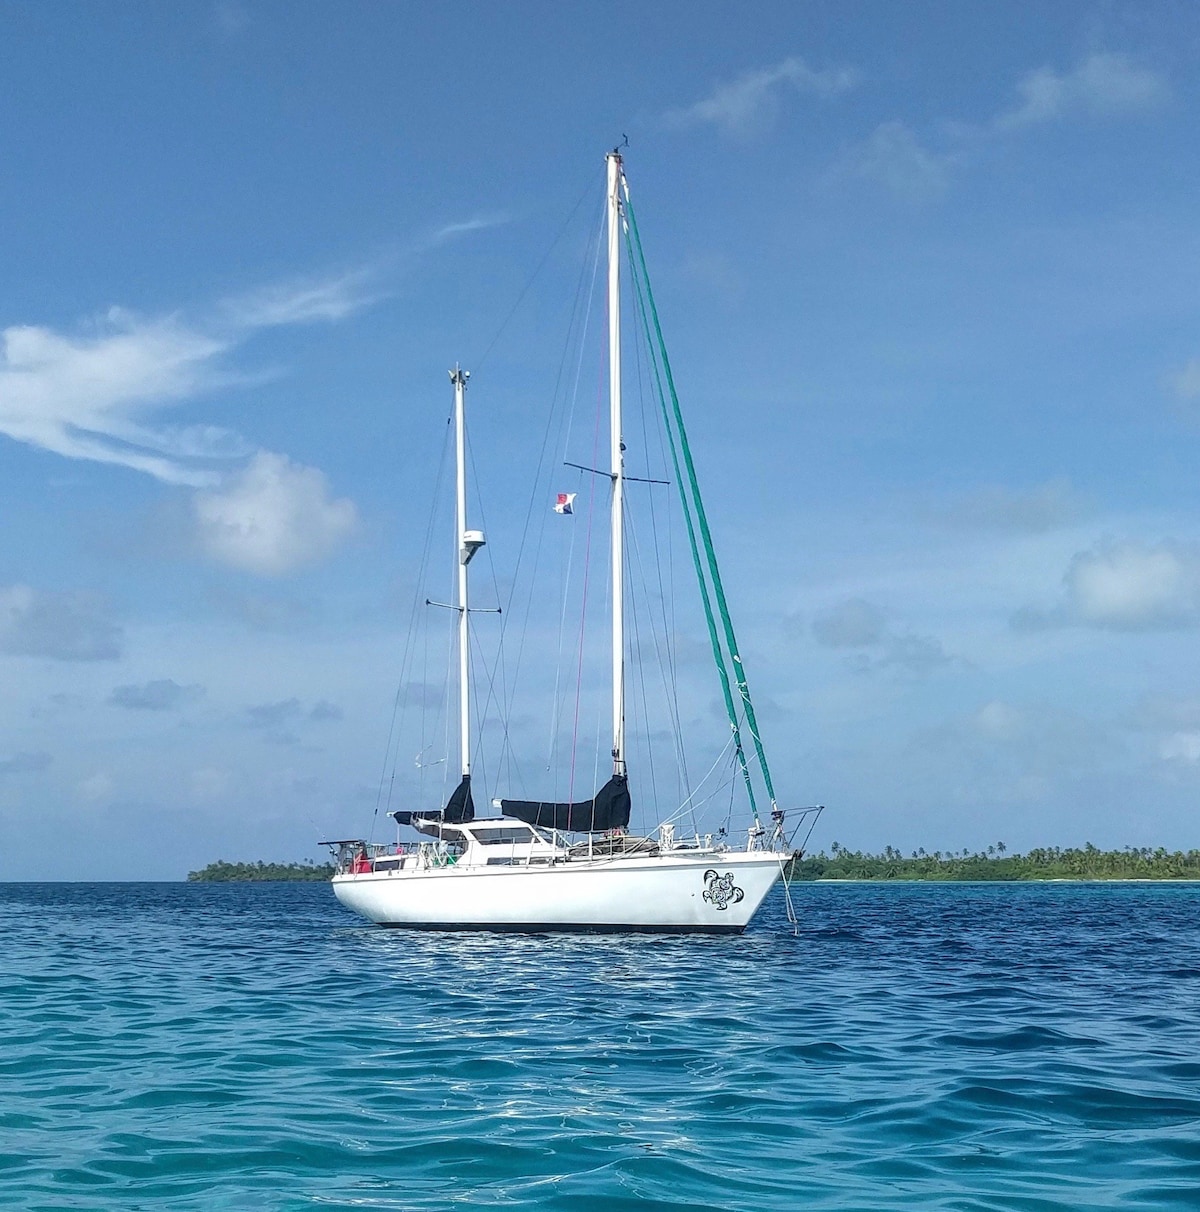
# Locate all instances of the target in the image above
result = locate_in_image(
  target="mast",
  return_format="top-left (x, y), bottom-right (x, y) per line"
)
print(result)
top-left (450, 365), bottom-right (484, 783)
top-left (607, 149), bottom-right (625, 779)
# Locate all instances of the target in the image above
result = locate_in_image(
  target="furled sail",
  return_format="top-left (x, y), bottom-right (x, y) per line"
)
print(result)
top-left (442, 774), bottom-right (475, 823)
top-left (501, 774), bottom-right (630, 833)
top-left (391, 774), bottom-right (475, 828)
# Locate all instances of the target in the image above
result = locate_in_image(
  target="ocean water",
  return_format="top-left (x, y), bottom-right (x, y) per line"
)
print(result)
top-left (3, 882), bottom-right (1199, 1211)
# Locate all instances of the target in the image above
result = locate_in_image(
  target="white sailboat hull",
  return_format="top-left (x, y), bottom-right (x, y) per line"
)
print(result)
top-left (332, 850), bottom-right (785, 933)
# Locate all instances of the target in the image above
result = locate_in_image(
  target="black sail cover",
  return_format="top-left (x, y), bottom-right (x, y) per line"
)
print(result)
top-left (391, 774), bottom-right (475, 828)
top-left (500, 774), bottom-right (631, 833)
top-left (442, 775), bottom-right (475, 823)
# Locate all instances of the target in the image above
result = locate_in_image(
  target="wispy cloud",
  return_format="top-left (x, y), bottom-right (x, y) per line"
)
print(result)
top-left (664, 56), bottom-right (858, 137)
top-left (837, 121), bottom-right (951, 202)
top-left (995, 52), bottom-right (1168, 132)
top-left (221, 268), bottom-right (379, 329)
top-left (0, 314), bottom-right (229, 486)
top-left (2, 217), bottom-right (516, 579)
top-left (838, 53), bottom-right (1167, 202)
top-left (0, 263), bottom-right (380, 575)
top-left (429, 215), bottom-right (510, 245)
top-left (0, 262), bottom-right (377, 488)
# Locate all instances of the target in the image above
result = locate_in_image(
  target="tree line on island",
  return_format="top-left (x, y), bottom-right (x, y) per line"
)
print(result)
top-left (188, 844), bottom-right (1200, 881)
top-left (188, 860), bottom-right (334, 881)
top-left (790, 842), bottom-right (1200, 881)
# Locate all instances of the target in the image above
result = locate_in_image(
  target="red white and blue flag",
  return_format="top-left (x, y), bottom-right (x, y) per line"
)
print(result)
top-left (553, 492), bottom-right (576, 515)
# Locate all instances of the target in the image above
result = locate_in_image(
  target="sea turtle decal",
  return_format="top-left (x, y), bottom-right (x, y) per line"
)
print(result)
top-left (702, 869), bottom-right (744, 911)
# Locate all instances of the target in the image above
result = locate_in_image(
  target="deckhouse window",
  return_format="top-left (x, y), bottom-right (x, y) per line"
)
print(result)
top-left (473, 828), bottom-right (535, 845)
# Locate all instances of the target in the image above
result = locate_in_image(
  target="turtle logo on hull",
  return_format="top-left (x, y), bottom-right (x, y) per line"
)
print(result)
top-left (702, 869), bottom-right (745, 911)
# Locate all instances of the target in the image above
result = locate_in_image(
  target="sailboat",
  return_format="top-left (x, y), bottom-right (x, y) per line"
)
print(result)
top-left (328, 151), bottom-right (821, 932)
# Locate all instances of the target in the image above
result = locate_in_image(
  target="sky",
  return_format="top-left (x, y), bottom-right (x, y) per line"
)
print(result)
top-left (3, 1), bottom-right (1200, 878)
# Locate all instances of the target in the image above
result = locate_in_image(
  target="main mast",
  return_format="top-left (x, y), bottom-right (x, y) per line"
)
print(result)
top-left (607, 149), bottom-right (625, 780)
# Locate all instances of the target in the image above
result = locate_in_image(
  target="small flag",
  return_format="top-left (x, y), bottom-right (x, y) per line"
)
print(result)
top-left (553, 492), bottom-right (576, 515)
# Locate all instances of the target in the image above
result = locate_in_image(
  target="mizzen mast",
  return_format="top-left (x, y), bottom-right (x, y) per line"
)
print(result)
top-left (451, 365), bottom-right (485, 785)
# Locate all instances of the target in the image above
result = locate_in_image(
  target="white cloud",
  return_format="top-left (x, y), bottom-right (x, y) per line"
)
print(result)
top-left (1067, 541), bottom-right (1198, 629)
top-left (1016, 539), bottom-right (1200, 631)
top-left (0, 584), bottom-right (122, 661)
top-left (995, 53), bottom-right (1167, 131)
top-left (194, 452), bottom-right (357, 576)
top-left (0, 270), bottom-right (379, 578)
top-left (0, 314), bottom-right (229, 486)
top-left (834, 53), bottom-right (1167, 204)
top-left (429, 216), bottom-right (510, 245)
top-left (664, 56), bottom-right (858, 137)
top-left (0, 265), bottom-right (379, 489)
top-left (840, 121), bottom-right (951, 201)
top-left (221, 269), bottom-right (378, 329)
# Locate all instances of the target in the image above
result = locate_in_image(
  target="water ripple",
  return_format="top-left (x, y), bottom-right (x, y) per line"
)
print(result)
top-left (2, 881), bottom-right (1200, 1209)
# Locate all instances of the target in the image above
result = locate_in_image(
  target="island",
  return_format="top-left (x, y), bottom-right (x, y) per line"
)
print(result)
top-left (791, 843), bottom-right (1200, 881)
top-left (187, 860), bottom-right (334, 882)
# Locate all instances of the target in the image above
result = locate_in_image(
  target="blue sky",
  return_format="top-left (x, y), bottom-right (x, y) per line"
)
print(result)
top-left (4, 2), bottom-right (1200, 878)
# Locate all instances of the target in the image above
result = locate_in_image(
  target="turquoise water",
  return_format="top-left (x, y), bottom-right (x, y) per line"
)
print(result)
top-left (3, 882), bottom-right (1199, 1210)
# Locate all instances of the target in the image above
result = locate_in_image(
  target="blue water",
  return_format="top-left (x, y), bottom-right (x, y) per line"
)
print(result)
top-left (3, 882), bottom-right (1200, 1210)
